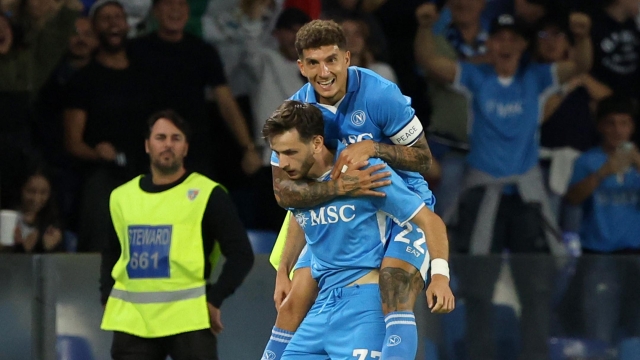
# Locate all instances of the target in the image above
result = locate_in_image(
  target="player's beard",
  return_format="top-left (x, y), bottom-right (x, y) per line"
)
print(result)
top-left (298, 156), bottom-right (315, 179)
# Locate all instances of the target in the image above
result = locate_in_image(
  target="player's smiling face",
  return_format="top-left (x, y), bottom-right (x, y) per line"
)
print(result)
top-left (270, 129), bottom-right (321, 180)
top-left (298, 45), bottom-right (350, 106)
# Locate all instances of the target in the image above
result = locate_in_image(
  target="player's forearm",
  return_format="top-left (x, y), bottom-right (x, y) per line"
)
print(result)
top-left (272, 164), bottom-right (341, 207)
top-left (373, 136), bottom-right (432, 173)
top-left (413, 208), bottom-right (449, 261)
top-left (274, 177), bottom-right (340, 208)
top-left (278, 217), bottom-right (307, 275)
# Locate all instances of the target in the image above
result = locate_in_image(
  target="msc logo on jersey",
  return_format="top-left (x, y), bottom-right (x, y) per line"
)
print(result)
top-left (294, 211), bottom-right (309, 228)
top-left (388, 335), bottom-right (402, 347)
top-left (351, 110), bottom-right (366, 126)
top-left (187, 189), bottom-right (199, 201)
top-left (309, 205), bottom-right (356, 226)
top-left (262, 350), bottom-right (276, 360)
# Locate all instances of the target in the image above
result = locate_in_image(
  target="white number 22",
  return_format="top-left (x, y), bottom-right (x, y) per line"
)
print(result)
top-left (393, 223), bottom-right (426, 254)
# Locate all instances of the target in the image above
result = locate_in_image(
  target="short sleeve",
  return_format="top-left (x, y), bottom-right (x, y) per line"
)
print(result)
top-left (204, 43), bottom-right (227, 88)
top-left (367, 83), bottom-right (421, 146)
top-left (452, 61), bottom-right (484, 94)
top-left (569, 154), bottom-right (592, 186)
top-left (370, 159), bottom-right (426, 225)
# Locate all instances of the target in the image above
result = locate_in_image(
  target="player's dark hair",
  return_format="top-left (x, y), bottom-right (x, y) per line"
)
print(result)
top-left (146, 109), bottom-right (192, 142)
top-left (596, 96), bottom-right (637, 123)
top-left (262, 100), bottom-right (324, 142)
top-left (295, 19), bottom-right (347, 58)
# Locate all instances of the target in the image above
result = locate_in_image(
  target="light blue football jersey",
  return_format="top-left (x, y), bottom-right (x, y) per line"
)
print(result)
top-left (288, 142), bottom-right (426, 296)
top-left (453, 61), bottom-right (559, 177)
top-left (570, 147), bottom-right (640, 252)
top-left (271, 66), bottom-right (434, 208)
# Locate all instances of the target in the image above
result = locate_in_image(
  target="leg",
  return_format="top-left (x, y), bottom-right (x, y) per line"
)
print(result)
top-left (276, 267), bottom-right (318, 331)
top-left (378, 220), bottom-right (430, 360)
top-left (110, 331), bottom-right (166, 360)
top-left (507, 196), bottom-right (552, 360)
top-left (263, 266), bottom-right (318, 360)
top-left (281, 298), bottom-right (330, 360)
top-left (168, 329), bottom-right (218, 360)
top-left (326, 284), bottom-right (385, 360)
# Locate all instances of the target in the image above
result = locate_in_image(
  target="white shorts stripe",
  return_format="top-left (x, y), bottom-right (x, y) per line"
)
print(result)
top-left (386, 320), bottom-right (417, 328)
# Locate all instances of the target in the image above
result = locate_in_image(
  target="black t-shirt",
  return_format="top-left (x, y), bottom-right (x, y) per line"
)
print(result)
top-left (590, 13), bottom-right (640, 98)
top-left (65, 59), bottom-right (154, 170)
top-left (128, 33), bottom-right (227, 156)
top-left (540, 87), bottom-right (597, 152)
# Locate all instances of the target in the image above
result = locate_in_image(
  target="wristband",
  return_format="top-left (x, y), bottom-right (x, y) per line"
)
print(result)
top-left (431, 258), bottom-right (450, 279)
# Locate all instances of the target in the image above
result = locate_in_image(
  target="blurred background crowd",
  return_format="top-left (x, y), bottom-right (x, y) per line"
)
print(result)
top-left (0, 0), bottom-right (639, 357)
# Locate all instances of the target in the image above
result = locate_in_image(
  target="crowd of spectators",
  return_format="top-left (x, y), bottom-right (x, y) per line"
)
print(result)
top-left (0, 0), bottom-right (639, 355)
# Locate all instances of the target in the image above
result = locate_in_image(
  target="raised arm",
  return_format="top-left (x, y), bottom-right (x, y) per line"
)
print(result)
top-left (272, 160), bottom-right (391, 208)
top-left (414, 3), bottom-right (458, 85)
top-left (556, 13), bottom-right (592, 84)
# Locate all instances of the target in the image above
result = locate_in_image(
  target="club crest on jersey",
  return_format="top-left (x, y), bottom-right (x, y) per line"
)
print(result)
top-left (351, 110), bottom-right (366, 126)
top-left (187, 189), bottom-right (199, 201)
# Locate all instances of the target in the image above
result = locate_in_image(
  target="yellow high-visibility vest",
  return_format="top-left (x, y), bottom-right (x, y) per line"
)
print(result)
top-left (269, 211), bottom-right (291, 271)
top-left (101, 173), bottom-right (219, 338)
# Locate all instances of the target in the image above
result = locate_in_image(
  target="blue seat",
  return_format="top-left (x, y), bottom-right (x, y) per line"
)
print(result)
top-left (57, 335), bottom-right (94, 360)
top-left (247, 229), bottom-right (278, 254)
top-left (548, 337), bottom-right (610, 360)
top-left (619, 337), bottom-right (640, 360)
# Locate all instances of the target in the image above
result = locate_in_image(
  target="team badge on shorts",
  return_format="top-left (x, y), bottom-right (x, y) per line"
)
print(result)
top-left (351, 110), bottom-right (366, 126)
top-left (262, 350), bottom-right (276, 360)
top-left (187, 189), bottom-right (199, 201)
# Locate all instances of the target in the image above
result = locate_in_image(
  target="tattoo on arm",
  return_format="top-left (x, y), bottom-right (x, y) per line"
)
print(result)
top-left (272, 166), bottom-right (338, 208)
top-left (379, 267), bottom-right (424, 312)
top-left (374, 135), bottom-right (432, 173)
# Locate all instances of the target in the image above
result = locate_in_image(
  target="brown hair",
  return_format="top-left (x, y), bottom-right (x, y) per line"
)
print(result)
top-left (295, 19), bottom-right (347, 58)
top-left (262, 100), bottom-right (324, 142)
top-left (146, 109), bottom-right (192, 142)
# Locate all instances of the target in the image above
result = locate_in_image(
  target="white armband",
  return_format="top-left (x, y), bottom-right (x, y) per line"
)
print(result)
top-left (431, 258), bottom-right (450, 279)
top-left (390, 116), bottom-right (423, 146)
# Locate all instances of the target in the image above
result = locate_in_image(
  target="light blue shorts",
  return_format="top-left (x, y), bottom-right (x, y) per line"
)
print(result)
top-left (281, 284), bottom-right (385, 360)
